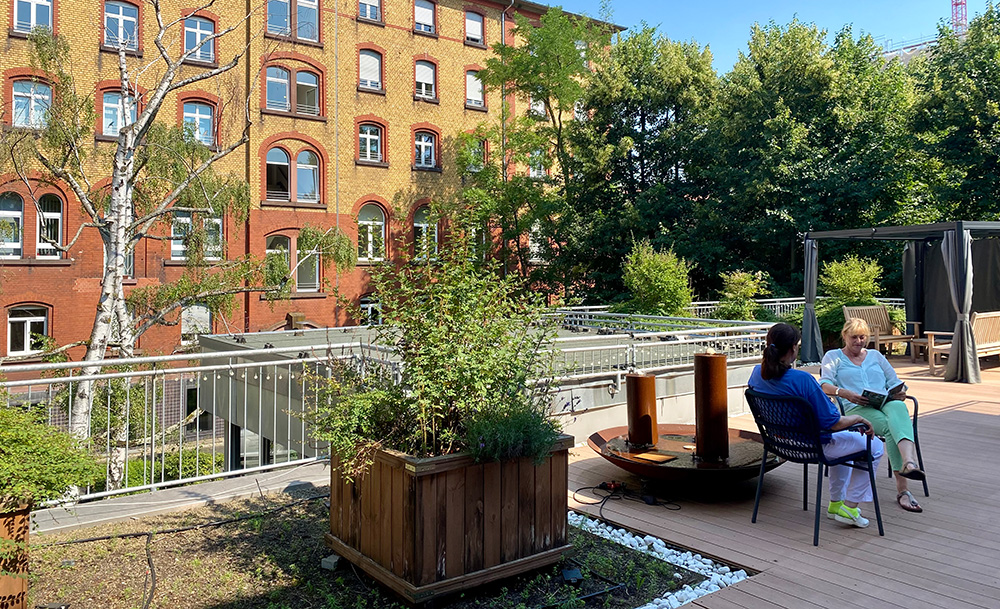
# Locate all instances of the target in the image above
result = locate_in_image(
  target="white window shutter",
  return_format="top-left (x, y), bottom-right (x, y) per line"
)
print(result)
top-left (467, 72), bottom-right (482, 104)
top-left (466, 12), bottom-right (483, 41)
top-left (416, 62), bottom-right (433, 85)
top-left (359, 51), bottom-right (380, 86)
top-left (415, 1), bottom-right (433, 27)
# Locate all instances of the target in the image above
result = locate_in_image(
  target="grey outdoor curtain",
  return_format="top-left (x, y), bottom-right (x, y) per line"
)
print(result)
top-left (801, 239), bottom-right (823, 364)
top-left (942, 228), bottom-right (980, 383)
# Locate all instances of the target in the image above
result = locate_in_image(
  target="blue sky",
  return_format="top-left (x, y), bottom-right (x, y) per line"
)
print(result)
top-left (554, 1), bottom-right (991, 72)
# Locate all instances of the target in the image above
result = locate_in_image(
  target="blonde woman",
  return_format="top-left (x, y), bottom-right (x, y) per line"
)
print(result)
top-left (820, 318), bottom-right (926, 513)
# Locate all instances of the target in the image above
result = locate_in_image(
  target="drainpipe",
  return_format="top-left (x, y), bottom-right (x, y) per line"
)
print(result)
top-left (243, 0), bottom-right (252, 333)
top-left (500, 0), bottom-right (514, 277)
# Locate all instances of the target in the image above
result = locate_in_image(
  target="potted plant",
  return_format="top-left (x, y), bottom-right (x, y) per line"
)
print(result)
top-left (0, 406), bottom-right (102, 609)
top-left (303, 222), bottom-right (570, 604)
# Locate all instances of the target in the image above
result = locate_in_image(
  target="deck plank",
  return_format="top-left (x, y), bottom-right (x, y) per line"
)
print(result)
top-left (568, 357), bottom-right (1000, 609)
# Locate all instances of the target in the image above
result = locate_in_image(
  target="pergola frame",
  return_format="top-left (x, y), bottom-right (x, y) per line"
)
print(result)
top-left (801, 221), bottom-right (1000, 383)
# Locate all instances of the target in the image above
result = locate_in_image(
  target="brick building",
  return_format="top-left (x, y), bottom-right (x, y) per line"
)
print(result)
top-left (0, 0), bottom-right (566, 359)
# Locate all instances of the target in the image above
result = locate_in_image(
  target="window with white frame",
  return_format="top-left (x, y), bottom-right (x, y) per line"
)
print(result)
top-left (357, 204), bottom-right (385, 261)
top-left (529, 96), bottom-right (545, 118)
top-left (265, 148), bottom-right (290, 200)
top-left (13, 0), bottom-right (51, 33)
top-left (7, 306), bottom-right (47, 355)
top-left (466, 71), bottom-right (483, 107)
top-left (0, 194), bottom-right (23, 258)
top-left (296, 150), bottom-right (319, 203)
top-left (266, 67), bottom-right (291, 111)
top-left (413, 206), bottom-right (437, 259)
top-left (528, 150), bottom-right (546, 178)
top-left (528, 221), bottom-right (545, 263)
top-left (184, 16), bottom-right (215, 62)
top-left (267, 0), bottom-right (318, 41)
top-left (465, 11), bottom-right (483, 44)
top-left (359, 295), bottom-right (381, 325)
top-left (12, 81), bottom-right (51, 129)
top-left (180, 304), bottom-right (211, 345)
top-left (296, 72), bottom-right (319, 115)
top-left (266, 234), bottom-right (319, 292)
top-left (414, 132), bottom-right (435, 168)
top-left (466, 139), bottom-right (486, 173)
top-left (414, 0), bottom-right (434, 33)
top-left (267, 0), bottom-right (290, 35)
top-left (359, 0), bottom-right (380, 21)
top-left (104, 1), bottom-right (139, 50)
top-left (359, 50), bottom-right (382, 90)
top-left (415, 61), bottom-right (435, 99)
top-left (102, 91), bottom-right (137, 136)
top-left (171, 212), bottom-right (192, 259)
top-left (172, 212), bottom-right (222, 259)
top-left (183, 102), bottom-right (214, 146)
top-left (358, 124), bottom-right (382, 162)
top-left (36, 194), bottom-right (61, 258)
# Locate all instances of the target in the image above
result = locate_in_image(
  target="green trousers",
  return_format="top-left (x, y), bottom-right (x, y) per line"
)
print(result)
top-left (847, 400), bottom-right (914, 471)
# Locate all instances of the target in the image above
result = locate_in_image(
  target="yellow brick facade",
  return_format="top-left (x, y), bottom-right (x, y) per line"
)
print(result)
top-left (0, 0), bottom-right (547, 357)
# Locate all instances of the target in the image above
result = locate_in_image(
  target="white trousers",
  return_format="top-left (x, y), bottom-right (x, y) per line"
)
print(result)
top-left (824, 431), bottom-right (884, 504)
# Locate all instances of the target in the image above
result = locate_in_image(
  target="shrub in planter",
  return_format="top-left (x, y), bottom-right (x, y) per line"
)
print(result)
top-left (715, 270), bottom-right (771, 321)
top-left (0, 406), bottom-right (102, 609)
top-left (302, 226), bottom-right (567, 602)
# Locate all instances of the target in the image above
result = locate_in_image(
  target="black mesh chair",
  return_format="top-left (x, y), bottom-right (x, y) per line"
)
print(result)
top-left (745, 388), bottom-right (884, 546)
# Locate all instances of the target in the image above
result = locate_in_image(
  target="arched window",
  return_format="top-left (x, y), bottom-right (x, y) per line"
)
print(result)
top-left (414, 0), bottom-right (434, 34)
top-left (296, 71), bottom-right (319, 115)
top-left (466, 71), bottom-right (483, 108)
top-left (296, 150), bottom-right (319, 202)
top-left (13, 0), bottom-right (52, 33)
top-left (0, 193), bottom-right (23, 258)
top-left (7, 305), bottom-right (47, 355)
top-left (357, 204), bottom-right (385, 261)
top-left (104, 1), bottom-right (139, 50)
top-left (465, 11), bottom-right (484, 45)
top-left (36, 194), bottom-right (62, 258)
top-left (415, 61), bottom-right (435, 99)
top-left (266, 67), bottom-right (290, 111)
top-left (358, 124), bottom-right (382, 162)
top-left (359, 50), bottom-right (382, 90)
top-left (183, 101), bottom-right (214, 145)
top-left (265, 148), bottom-right (290, 200)
top-left (359, 295), bottom-right (381, 325)
top-left (102, 91), bottom-right (137, 136)
top-left (413, 206), bottom-right (437, 259)
top-left (184, 16), bottom-right (215, 62)
top-left (359, 0), bottom-right (380, 21)
top-left (265, 233), bottom-right (319, 292)
top-left (414, 132), bottom-right (435, 168)
top-left (12, 80), bottom-right (51, 128)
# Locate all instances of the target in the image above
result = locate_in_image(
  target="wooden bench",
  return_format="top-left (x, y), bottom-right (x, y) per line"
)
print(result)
top-left (843, 305), bottom-right (920, 360)
top-left (926, 310), bottom-right (1000, 375)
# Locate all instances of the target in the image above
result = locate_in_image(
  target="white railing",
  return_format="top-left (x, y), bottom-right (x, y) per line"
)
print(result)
top-left (684, 297), bottom-right (905, 319)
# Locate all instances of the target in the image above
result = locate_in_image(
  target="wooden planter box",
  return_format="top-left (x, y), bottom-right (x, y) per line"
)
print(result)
top-left (0, 506), bottom-right (29, 609)
top-left (325, 434), bottom-right (574, 604)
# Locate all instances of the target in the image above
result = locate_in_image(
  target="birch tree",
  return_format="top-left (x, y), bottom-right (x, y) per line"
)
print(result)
top-left (1, 2), bottom-right (353, 481)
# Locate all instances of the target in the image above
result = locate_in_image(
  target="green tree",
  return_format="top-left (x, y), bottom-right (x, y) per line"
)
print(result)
top-left (913, 5), bottom-right (1000, 220)
top-left (618, 241), bottom-right (692, 316)
top-left (715, 270), bottom-right (771, 321)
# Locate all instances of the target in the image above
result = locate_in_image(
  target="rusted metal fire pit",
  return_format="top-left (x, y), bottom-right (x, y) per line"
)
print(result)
top-left (588, 354), bottom-right (781, 487)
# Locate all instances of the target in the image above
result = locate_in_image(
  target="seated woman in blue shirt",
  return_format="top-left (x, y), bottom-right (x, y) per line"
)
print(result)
top-left (748, 323), bottom-right (884, 528)
top-left (819, 318), bottom-right (926, 513)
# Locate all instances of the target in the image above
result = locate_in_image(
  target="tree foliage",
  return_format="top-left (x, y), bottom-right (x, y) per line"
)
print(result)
top-left (618, 241), bottom-right (692, 316)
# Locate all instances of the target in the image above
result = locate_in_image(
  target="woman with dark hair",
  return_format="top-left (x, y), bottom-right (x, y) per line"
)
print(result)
top-left (748, 323), bottom-right (884, 528)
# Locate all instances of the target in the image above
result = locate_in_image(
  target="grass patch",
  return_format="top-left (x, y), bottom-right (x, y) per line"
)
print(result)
top-left (29, 490), bottom-right (704, 609)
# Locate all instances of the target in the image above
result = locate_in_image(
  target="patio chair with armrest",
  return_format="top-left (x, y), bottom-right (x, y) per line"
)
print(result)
top-left (745, 389), bottom-right (885, 546)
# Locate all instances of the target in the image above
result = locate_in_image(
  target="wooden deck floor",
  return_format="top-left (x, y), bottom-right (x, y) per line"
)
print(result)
top-left (567, 357), bottom-right (1000, 609)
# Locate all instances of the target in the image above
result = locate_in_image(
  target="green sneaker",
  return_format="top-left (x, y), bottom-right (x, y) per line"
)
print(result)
top-left (832, 504), bottom-right (869, 528)
top-left (826, 500), bottom-right (844, 520)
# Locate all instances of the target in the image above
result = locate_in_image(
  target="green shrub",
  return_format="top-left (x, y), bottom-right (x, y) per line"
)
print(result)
top-left (619, 241), bottom-right (692, 316)
top-left (715, 270), bottom-right (770, 321)
top-left (91, 447), bottom-right (225, 492)
top-left (819, 255), bottom-right (882, 302)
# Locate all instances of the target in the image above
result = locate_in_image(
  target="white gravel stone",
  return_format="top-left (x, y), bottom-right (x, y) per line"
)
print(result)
top-left (569, 512), bottom-right (749, 608)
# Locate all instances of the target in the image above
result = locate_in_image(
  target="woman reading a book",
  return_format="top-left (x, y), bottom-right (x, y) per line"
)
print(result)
top-left (819, 318), bottom-right (927, 513)
top-left (749, 323), bottom-right (883, 529)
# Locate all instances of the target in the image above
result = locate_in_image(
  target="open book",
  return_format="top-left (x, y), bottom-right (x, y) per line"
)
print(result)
top-left (862, 382), bottom-right (906, 409)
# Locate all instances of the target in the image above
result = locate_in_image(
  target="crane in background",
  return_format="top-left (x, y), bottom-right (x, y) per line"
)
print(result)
top-left (882, 0), bottom-right (968, 59)
top-left (953, 0), bottom-right (968, 35)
